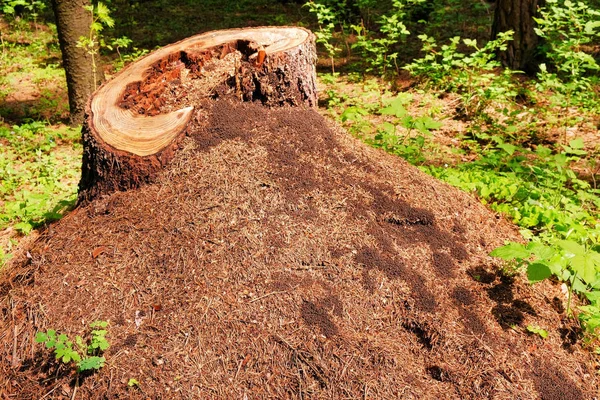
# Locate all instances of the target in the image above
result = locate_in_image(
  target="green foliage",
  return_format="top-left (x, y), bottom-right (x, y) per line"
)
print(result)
top-left (1, 0), bottom-right (46, 24)
top-left (405, 31), bottom-right (518, 119)
top-left (352, 0), bottom-right (425, 74)
top-left (527, 325), bottom-right (549, 338)
top-left (432, 136), bottom-right (600, 332)
top-left (77, 2), bottom-right (117, 88)
top-left (534, 0), bottom-right (600, 111)
top-left (306, 0), bottom-right (428, 74)
top-left (0, 122), bottom-right (80, 234)
top-left (128, 378), bottom-right (140, 387)
top-left (304, 1), bottom-right (341, 71)
top-left (35, 321), bottom-right (110, 373)
top-left (366, 94), bottom-right (442, 164)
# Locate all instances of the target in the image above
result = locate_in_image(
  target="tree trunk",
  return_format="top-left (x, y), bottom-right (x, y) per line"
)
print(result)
top-left (78, 27), bottom-right (317, 204)
top-left (492, 0), bottom-right (545, 73)
top-left (51, 0), bottom-right (96, 125)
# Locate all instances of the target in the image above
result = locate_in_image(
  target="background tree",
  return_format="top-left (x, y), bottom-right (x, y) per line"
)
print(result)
top-left (50, 0), bottom-right (96, 125)
top-left (491, 0), bottom-right (546, 73)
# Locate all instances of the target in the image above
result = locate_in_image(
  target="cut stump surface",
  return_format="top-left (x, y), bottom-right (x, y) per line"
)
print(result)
top-left (79, 26), bottom-right (316, 203)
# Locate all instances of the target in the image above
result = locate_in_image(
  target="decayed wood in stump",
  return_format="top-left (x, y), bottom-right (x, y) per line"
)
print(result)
top-left (78, 27), bottom-right (316, 203)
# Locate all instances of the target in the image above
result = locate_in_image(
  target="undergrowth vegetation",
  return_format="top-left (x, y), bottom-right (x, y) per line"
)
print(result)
top-left (1, 0), bottom-right (600, 345)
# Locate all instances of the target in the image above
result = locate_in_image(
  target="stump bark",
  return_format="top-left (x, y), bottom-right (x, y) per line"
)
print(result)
top-left (78, 26), bottom-right (317, 203)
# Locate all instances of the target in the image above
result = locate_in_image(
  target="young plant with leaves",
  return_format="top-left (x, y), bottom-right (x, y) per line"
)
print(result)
top-left (352, 0), bottom-right (425, 74)
top-left (534, 0), bottom-right (600, 112)
top-left (362, 94), bottom-right (442, 164)
top-left (305, 1), bottom-right (342, 72)
top-left (77, 2), bottom-right (114, 89)
top-left (35, 320), bottom-right (110, 373)
top-left (405, 31), bottom-right (518, 119)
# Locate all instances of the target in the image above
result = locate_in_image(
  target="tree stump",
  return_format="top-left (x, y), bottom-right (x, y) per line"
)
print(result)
top-left (78, 26), bottom-right (317, 203)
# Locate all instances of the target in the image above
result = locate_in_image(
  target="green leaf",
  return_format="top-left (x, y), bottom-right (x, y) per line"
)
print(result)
top-left (497, 143), bottom-right (517, 156)
top-left (527, 262), bottom-right (552, 283)
top-left (558, 240), bottom-right (586, 257)
top-left (35, 332), bottom-right (48, 343)
top-left (490, 242), bottom-right (530, 260)
top-left (78, 356), bottom-right (106, 372)
top-left (569, 138), bottom-right (585, 149)
top-left (380, 96), bottom-right (409, 118)
top-left (463, 38), bottom-right (477, 47)
top-left (340, 106), bottom-right (367, 122)
top-left (90, 320), bottom-right (108, 328)
top-left (585, 20), bottom-right (600, 35)
top-left (526, 325), bottom-right (548, 338)
top-left (128, 378), bottom-right (140, 387)
top-left (13, 222), bottom-right (32, 234)
top-left (526, 242), bottom-right (555, 260)
top-left (571, 254), bottom-right (597, 285)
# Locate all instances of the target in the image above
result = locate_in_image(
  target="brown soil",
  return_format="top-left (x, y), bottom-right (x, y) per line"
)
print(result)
top-left (0, 98), bottom-right (598, 399)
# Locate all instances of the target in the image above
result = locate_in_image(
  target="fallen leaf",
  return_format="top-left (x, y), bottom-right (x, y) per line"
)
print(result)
top-left (92, 246), bottom-right (107, 259)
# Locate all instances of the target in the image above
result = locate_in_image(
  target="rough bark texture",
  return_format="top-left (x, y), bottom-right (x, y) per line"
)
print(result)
top-left (78, 27), bottom-right (317, 204)
top-left (492, 0), bottom-right (545, 73)
top-left (51, 0), bottom-right (96, 125)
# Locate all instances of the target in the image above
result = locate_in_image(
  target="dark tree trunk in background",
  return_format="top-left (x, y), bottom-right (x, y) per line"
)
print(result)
top-left (492, 0), bottom-right (545, 73)
top-left (51, 0), bottom-right (95, 125)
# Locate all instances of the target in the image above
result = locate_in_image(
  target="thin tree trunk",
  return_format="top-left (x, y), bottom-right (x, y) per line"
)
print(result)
top-left (51, 0), bottom-right (96, 125)
top-left (492, 0), bottom-right (545, 73)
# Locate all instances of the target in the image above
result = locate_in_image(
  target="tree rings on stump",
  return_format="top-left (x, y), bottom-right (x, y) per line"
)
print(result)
top-left (78, 26), bottom-right (317, 203)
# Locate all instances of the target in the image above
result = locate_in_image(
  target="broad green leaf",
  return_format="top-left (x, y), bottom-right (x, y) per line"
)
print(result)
top-left (585, 20), bottom-right (600, 35)
top-left (569, 138), bottom-right (585, 149)
top-left (526, 242), bottom-right (555, 260)
top-left (381, 121), bottom-right (396, 135)
top-left (572, 276), bottom-right (589, 293)
top-left (558, 240), bottom-right (586, 257)
top-left (585, 291), bottom-right (600, 304)
top-left (341, 106), bottom-right (367, 122)
top-left (572, 254), bottom-right (597, 285)
top-left (381, 96), bottom-right (409, 118)
top-left (527, 262), bottom-right (552, 283)
top-left (490, 242), bottom-right (530, 260)
top-left (497, 143), bottom-right (517, 156)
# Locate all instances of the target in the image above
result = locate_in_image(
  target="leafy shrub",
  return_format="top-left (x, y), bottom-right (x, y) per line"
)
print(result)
top-left (304, 1), bottom-right (342, 71)
top-left (404, 31), bottom-right (518, 119)
top-left (306, 0), bottom-right (428, 74)
top-left (534, 0), bottom-right (600, 111)
top-left (351, 0), bottom-right (426, 74)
